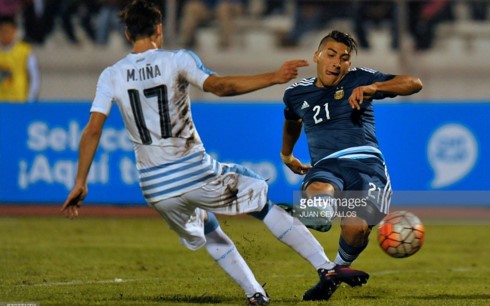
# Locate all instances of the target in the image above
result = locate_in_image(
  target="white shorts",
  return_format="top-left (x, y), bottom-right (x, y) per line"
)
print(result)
top-left (151, 163), bottom-right (268, 250)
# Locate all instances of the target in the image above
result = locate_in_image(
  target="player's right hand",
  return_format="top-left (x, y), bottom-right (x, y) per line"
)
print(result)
top-left (61, 184), bottom-right (87, 219)
top-left (274, 60), bottom-right (309, 84)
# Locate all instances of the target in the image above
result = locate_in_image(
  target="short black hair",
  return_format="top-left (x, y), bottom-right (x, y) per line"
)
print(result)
top-left (317, 30), bottom-right (358, 54)
top-left (0, 15), bottom-right (17, 27)
top-left (118, 0), bottom-right (162, 42)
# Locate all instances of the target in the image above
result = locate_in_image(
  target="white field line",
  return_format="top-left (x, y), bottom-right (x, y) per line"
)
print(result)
top-left (371, 267), bottom-right (474, 275)
top-left (6, 267), bottom-right (476, 288)
top-left (10, 278), bottom-right (160, 288)
top-left (5, 268), bottom-right (474, 287)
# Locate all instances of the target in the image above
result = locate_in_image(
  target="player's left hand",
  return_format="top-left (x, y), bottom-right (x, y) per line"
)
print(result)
top-left (274, 60), bottom-right (309, 84)
top-left (283, 156), bottom-right (312, 175)
top-left (61, 184), bottom-right (87, 219)
top-left (349, 85), bottom-right (376, 110)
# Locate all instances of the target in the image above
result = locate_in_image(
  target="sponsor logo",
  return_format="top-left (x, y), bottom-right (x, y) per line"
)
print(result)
top-left (428, 123), bottom-right (478, 188)
top-left (301, 101), bottom-right (310, 109)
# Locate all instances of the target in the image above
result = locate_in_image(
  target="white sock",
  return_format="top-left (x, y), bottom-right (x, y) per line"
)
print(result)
top-left (205, 226), bottom-right (265, 297)
top-left (263, 205), bottom-right (335, 270)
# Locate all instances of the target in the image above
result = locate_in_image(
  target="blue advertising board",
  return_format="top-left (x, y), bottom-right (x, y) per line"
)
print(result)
top-left (0, 102), bottom-right (489, 206)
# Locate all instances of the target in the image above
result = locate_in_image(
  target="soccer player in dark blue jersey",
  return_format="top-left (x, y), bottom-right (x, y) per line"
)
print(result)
top-left (280, 30), bottom-right (423, 301)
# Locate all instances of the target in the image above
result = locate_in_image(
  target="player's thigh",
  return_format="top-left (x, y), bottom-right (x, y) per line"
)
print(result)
top-left (343, 164), bottom-right (391, 226)
top-left (302, 160), bottom-right (344, 192)
top-left (186, 164), bottom-right (268, 215)
top-left (152, 197), bottom-right (206, 250)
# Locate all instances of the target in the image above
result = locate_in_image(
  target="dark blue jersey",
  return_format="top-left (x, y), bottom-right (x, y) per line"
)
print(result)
top-left (283, 67), bottom-right (395, 165)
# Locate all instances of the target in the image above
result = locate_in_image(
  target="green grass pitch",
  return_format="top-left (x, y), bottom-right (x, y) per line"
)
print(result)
top-left (0, 214), bottom-right (489, 305)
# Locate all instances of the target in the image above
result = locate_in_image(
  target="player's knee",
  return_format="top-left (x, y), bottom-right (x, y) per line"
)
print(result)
top-left (248, 200), bottom-right (271, 220)
top-left (305, 181), bottom-right (335, 197)
top-left (204, 212), bottom-right (219, 234)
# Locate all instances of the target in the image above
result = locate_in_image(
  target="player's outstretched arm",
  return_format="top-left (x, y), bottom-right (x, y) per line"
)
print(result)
top-left (280, 119), bottom-right (311, 175)
top-left (203, 60), bottom-right (309, 96)
top-left (61, 112), bottom-right (107, 218)
top-left (349, 75), bottom-right (423, 110)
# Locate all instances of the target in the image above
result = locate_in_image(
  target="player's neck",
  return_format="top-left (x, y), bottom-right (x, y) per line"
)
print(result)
top-left (132, 39), bottom-right (158, 53)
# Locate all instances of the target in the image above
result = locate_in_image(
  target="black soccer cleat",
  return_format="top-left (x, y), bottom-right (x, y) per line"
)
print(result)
top-left (303, 265), bottom-right (369, 301)
top-left (323, 265), bottom-right (370, 287)
top-left (302, 276), bottom-right (340, 301)
top-left (247, 292), bottom-right (270, 305)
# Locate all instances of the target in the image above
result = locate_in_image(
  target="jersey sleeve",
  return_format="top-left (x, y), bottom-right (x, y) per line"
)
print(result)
top-left (91, 67), bottom-right (114, 115)
top-left (283, 87), bottom-right (301, 120)
top-left (178, 50), bottom-right (215, 90)
top-left (370, 70), bottom-right (396, 99)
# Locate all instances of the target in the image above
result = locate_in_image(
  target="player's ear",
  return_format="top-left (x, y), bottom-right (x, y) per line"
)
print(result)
top-left (156, 23), bottom-right (163, 36)
top-left (313, 51), bottom-right (319, 64)
top-left (154, 23), bottom-right (163, 47)
top-left (124, 28), bottom-right (131, 42)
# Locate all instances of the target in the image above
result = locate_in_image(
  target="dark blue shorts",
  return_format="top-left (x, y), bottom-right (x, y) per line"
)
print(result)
top-left (302, 157), bottom-right (391, 225)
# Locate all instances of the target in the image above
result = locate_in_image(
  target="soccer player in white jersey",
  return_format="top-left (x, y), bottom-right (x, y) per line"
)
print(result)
top-left (280, 30), bottom-right (423, 301)
top-left (61, 1), bottom-right (367, 305)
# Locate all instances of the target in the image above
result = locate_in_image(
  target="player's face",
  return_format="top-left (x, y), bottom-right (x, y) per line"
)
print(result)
top-left (313, 40), bottom-right (352, 87)
top-left (0, 23), bottom-right (16, 46)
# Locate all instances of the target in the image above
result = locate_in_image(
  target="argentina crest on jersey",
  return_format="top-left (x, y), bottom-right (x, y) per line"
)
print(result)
top-left (334, 86), bottom-right (344, 100)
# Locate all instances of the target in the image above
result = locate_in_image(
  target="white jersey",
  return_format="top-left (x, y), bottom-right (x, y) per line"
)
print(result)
top-left (91, 49), bottom-right (220, 203)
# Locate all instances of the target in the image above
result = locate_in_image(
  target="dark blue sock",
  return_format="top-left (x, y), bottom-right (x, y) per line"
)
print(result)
top-left (337, 236), bottom-right (368, 265)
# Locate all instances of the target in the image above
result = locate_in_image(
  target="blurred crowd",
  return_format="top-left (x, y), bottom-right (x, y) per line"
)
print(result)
top-left (0, 0), bottom-right (489, 50)
top-left (278, 0), bottom-right (489, 51)
top-left (0, 0), bottom-right (138, 46)
top-left (1, 0), bottom-right (488, 103)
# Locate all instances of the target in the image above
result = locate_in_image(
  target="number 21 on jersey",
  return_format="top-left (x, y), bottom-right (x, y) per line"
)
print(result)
top-left (313, 102), bottom-right (330, 124)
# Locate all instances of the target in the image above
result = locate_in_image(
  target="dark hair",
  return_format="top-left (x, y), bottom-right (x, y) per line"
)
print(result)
top-left (317, 30), bottom-right (358, 54)
top-left (0, 15), bottom-right (17, 27)
top-left (118, 0), bottom-right (162, 41)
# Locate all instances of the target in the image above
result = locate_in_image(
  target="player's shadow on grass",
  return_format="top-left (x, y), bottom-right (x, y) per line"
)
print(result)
top-left (150, 294), bottom-right (302, 304)
top-left (151, 294), bottom-right (229, 303)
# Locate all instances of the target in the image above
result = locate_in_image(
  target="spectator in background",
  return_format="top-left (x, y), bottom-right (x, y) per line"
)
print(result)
top-left (352, 0), bottom-right (399, 50)
top-left (27, 0), bottom-right (100, 45)
top-left (22, 0), bottom-right (48, 45)
top-left (0, 15), bottom-right (40, 102)
top-left (51, 0), bottom-right (99, 45)
top-left (468, 0), bottom-right (488, 21)
top-left (95, 0), bottom-right (128, 46)
top-left (77, 0), bottom-right (101, 43)
top-left (408, 0), bottom-right (454, 51)
top-left (0, 0), bottom-right (23, 16)
top-left (278, 0), bottom-right (351, 48)
top-left (262, 0), bottom-right (287, 15)
top-left (179, 0), bottom-right (246, 50)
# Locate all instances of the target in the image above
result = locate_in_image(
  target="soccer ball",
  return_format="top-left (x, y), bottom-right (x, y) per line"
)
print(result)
top-left (377, 210), bottom-right (425, 258)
